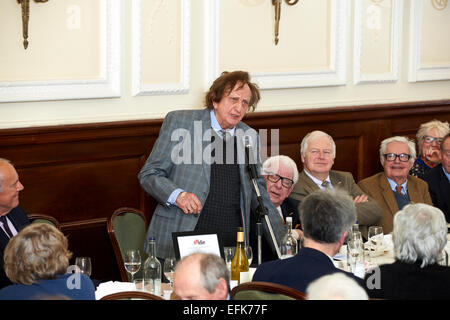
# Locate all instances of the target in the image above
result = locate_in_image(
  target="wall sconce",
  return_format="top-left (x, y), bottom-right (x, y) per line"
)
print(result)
top-left (272, 0), bottom-right (300, 45)
top-left (17, 0), bottom-right (49, 49)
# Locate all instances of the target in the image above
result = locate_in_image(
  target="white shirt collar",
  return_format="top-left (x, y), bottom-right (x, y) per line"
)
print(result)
top-left (304, 169), bottom-right (332, 189)
top-left (210, 109), bottom-right (236, 137)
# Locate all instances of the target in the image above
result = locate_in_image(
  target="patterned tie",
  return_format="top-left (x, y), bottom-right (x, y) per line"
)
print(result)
top-left (0, 216), bottom-right (14, 238)
top-left (395, 185), bottom-right (404, 195)
top-left (321, 180), bottom-right (330, 188)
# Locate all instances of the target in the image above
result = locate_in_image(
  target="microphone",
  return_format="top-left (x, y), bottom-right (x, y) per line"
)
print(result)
top-left (244, 136), bottom-right (259, 181)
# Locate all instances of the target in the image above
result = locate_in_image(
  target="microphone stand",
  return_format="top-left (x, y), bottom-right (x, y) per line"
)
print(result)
top-left (245, 146), bottom-right (281, 266)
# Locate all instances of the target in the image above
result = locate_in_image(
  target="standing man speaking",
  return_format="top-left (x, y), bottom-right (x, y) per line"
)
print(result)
top-left (138, 71), bottom-right (283, 260)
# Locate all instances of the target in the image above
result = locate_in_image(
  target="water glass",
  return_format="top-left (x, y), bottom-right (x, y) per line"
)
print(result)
top-left (245, 246), bottom-right (253, 266)
top-left (368, 226), bottom-right (384, 258)
top-left (163, 257), bottom-right (177, 288)
top-left (75, 257), bottom-right (92, 277)
top-left (224, 247), bottom-right (235, 271)
top-left (347, 232), bottom-right (364, 277)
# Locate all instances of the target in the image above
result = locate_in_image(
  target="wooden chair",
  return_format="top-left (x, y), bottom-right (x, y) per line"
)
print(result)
top-left (28, 213), bottom-right (61, 230)
top-left (99, 291), bottom-right (164, 300)
top-left (231, 281), bottom-right (307, 300)
top-left (107, 207), bottom-right (148, 282)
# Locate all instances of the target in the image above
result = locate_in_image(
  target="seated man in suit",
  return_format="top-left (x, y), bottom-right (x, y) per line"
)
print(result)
top-left (0, 158), bottom-right (29, 289)
top-left (358, 136), bottom-right (432, 234)
top-left (252, 188), bottom-right (363, 294)
top-left (424, 133), bottom-right (450, 222)
top-left (173, 253), bottom-right (229, 300)
top-left (364, 203), bottom-right (450, 299)
top-left (251, 155), bottom-right (302, 262)
top-left (290, 130), bottom-right (382, 238)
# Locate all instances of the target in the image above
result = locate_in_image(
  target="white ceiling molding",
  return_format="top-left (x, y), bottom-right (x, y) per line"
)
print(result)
top-left (353, 0), bottom-right (403, 84)
top-left (132, 0), bottom-right (190, 96)
top-left (204, 0), bottom-right (349, 90)
top-left (409, 0), bottom-right (450, 82)
top-left (0, 0), bottom-right (121, 103)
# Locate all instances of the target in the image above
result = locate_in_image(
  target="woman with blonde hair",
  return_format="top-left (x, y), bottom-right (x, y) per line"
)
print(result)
top-left (0, 223), bottom-right (95, 300)
top-left (410, 119), bottom-right (450, 179)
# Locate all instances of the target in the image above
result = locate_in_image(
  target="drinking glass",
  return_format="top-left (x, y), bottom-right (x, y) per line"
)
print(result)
top-left (75, 257), bottom-right (92, 277)
top-left (224, 247), bottom-right (235, 272)
top-left (245, 246), bottom-right (253, 266)
top-left (368, 226), bottom-right (384, 258)
top-left (124, 250), bottom-right (141, 282)
top-left (163, 257), bottom-right (177, 288)
top-left (347, 231), bottom-right (364, 275)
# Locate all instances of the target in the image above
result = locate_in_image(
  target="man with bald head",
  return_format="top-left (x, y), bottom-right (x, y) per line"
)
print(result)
top-left (0, 158), bottom-right (29, 288)
top-left (173, 253), bottom-right (229, 300)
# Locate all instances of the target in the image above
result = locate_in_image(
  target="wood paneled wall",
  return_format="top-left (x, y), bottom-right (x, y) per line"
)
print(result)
top-left (1, 100), bottom-right (449, 281)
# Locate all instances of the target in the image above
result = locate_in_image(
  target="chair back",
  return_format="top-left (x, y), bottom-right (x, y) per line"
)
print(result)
top-left (107, 207), bottom-right (148, 282)
top-left (99, 291), bottom-right (164, 300)
top-left (28, 213), bottom-right (61, 230)
top-left (231, 281), bottom-right (307, 300)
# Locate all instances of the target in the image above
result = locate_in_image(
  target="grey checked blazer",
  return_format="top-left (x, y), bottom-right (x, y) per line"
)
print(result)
top-left (138, 108), bottom-right (283, 259)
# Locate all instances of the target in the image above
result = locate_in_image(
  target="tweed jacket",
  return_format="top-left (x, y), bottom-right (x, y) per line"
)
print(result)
top-left (290, 170), bottom-right (382, 238)
top-left (138, 108), bottom-right (283, 258)
top-left (357, 172), bottom-right (432, 234)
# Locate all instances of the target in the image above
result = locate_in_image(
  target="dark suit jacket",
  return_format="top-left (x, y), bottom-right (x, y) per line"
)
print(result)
top-left (281, 197), bottom-right (301, 229)
top-left (252, 247), bottom-right (362, 294)
top-left (0, 206), bottom-right (30, 289)
top-left (358, 172), bottom-right (433, 234)
top-left (291, 170), bottom-right (382, 238)
top-left (424, 164), bottom-right (450, 222)
top-left (364, 260), bottom-right (450, 299)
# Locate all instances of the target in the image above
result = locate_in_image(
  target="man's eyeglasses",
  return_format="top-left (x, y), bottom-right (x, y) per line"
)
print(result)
top-left (383, 153), bottom-right (411, 162)
top-left (264, 171), bottom-right (294, 188)
top-left (423, 135), bottom-right (443, 144)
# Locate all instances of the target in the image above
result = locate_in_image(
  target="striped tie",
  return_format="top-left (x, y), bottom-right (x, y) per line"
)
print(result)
top-left (0, 216), bottom-right (14, 238)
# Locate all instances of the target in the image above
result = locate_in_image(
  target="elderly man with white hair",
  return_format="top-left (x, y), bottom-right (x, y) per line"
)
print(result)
top-left (290, 130), bottom-right (382, 239)
top-left (358, 136), bottom-right (432, 234)
top-left (364, 203), bottom-right (450, 299)
top-left (250, 155), bottom-right (301, 262)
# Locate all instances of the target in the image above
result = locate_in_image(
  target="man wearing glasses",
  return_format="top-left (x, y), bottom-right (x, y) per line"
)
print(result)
top-left (358, 136), bottom-right (432, 234)
top-left (290, 131), bottom-right (382, 239)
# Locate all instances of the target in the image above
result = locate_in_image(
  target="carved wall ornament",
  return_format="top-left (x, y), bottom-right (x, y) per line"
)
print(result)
top-left (431, 0), bottom-right (448, 10)
top-left (271, 0), bottom-right (299, 45)
top-left (17, 0), bottom-right (49, 49)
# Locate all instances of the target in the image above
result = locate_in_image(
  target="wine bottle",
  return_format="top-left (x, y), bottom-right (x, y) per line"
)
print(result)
top-left (143, 237), bottom-right (161, 295)
top-left (231, 227), bottom-right (249, 285)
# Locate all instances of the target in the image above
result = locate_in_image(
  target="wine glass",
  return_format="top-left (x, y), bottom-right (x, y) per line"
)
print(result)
top-left (163, 257), bottom-right (177, 288)
top-left (224, 247), bottom-right (235, 272)
top-left (124, 250), bottom-right (141, 282)
top-left (75, 257), bottom-right (92, 277)
top-left (245, 246), bottom-right (253, 266)
top-left (368, 226), bottom-right (384, 258)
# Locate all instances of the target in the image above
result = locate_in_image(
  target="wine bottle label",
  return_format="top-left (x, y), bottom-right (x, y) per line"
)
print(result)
top-left (239, 271), bottom-right (251, 284)
top-left (237, 232), bottom-right (244, 242)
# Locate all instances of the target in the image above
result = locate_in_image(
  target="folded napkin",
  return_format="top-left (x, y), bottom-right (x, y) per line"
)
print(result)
top-left (95, 281), bottom-right (137, 300)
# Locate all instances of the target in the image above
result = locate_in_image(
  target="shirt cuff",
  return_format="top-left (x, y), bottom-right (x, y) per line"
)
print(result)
top-left (167, 188), bottom-right (184, 205)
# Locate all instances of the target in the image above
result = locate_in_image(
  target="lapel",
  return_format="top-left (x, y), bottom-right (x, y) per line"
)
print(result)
top-left (200, 109), bottom-right (212, 189)
top-left (329, 171), bottom-right (345, 190)
top-left (379, 174), bottom-right (399, 216)
top-left (406, 176), bottom-right (420, 203)
top-left (439, 168), bottom-right (450, 210)
top-left (299, 170), bottom-right (320, 194)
